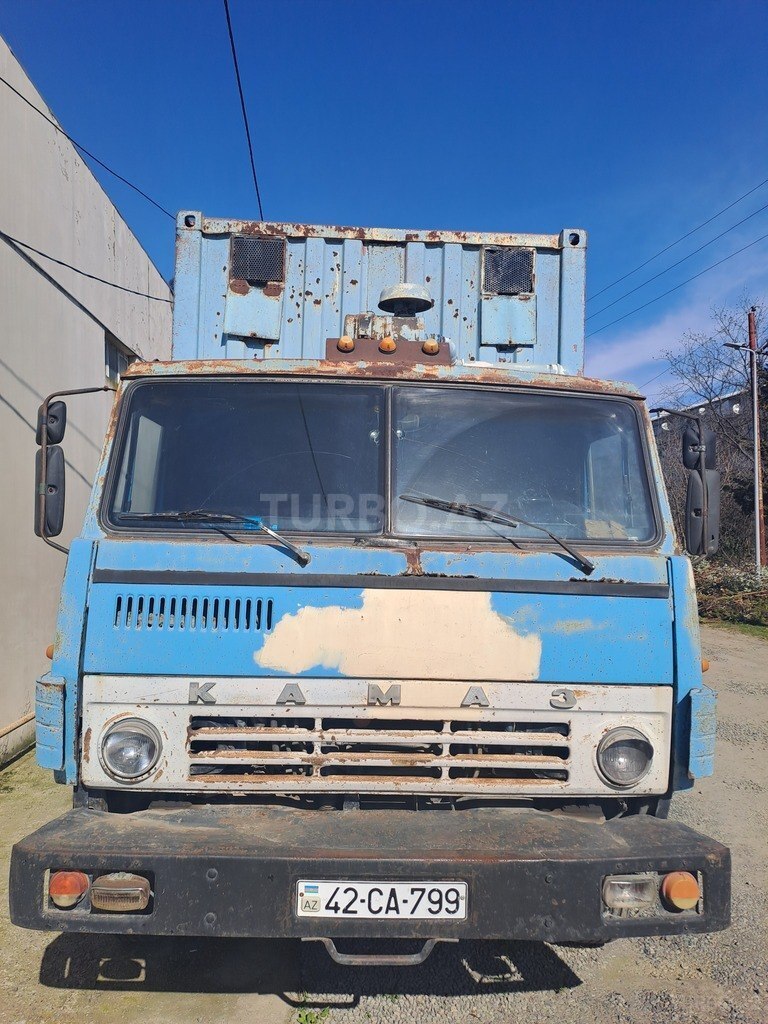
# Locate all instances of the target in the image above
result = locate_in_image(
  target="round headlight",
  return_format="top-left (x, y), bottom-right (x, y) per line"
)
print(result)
top-left (100, 718), bottom-right (161, 780)
top-left (597, 727), bottom-right (654, 787)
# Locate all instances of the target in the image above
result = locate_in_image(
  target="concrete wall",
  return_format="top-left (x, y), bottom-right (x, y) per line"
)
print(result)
top-left (0, 37), bottom-right (173, 763)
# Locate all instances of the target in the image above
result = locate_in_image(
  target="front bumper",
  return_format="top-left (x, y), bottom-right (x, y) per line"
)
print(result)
top-left (10, 805), bottom-right (730, 942)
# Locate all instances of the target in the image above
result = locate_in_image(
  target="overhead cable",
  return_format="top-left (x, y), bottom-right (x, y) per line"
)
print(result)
top-left (0, 73), bottom-right (175, 221)
top-left (637, 365), bottom-right (671, 391)
top-left (587, 199), bottom-right (768, 321)
top-left (588, 175), bottom-right (768, 301)
top-left (223, 0), bottom-right (265, 220)
top-left (1, 229), bottom-right (173, 303)
top-left (586, 230), bottom-right (768, 338)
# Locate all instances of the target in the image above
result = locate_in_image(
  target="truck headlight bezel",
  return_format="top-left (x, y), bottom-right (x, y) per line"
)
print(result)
top-left (99, 718), bottom-right (162, 782)
top-left (596, 726), bottom-right (654, 788)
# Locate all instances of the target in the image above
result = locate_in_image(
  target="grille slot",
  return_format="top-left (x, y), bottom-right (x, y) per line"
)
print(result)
top-left (187, 714), bottom-right (571, 791)
top-left (114, 595), bottom-right (273, 632)
top-left (483, 247), bottom-right (534, 295)
top-left (231, 236), bottom-right (285, 284)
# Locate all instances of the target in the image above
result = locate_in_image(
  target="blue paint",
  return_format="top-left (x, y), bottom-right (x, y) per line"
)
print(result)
top-left (83, 583), bottom-right (365, 677)
top-left (669, 555), bottom-right (705, 791)
top-left (93, 538), bottom-right (409, 577)
top-left (688, 686), bottom-right (717, 778)
top-left (421, 550), bottom-right (672, 582)
top-left (495, 594), bottom-right (673, 684)
top-left (34, 675), bottom-right (65, 770)
top-left (81, 573), bottom-right (671, 684)
top-left (44, 539), bottom-right (96, 783)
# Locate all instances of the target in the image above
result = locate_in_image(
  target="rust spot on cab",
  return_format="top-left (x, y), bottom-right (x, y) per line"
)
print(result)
top-left (229, 278), bottom-right (249, 295)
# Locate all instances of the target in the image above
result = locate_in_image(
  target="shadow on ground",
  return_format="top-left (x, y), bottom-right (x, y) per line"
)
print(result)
top-left (39, 934), bottom-right (582, 1010)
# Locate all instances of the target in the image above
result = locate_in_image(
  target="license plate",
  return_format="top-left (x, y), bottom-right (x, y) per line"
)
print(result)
top-left (296, 880), bottom-right (468, 919)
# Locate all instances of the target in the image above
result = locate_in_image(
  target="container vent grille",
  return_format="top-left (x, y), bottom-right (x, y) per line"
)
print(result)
top-left (483, 247), bottom-right (534, 295)
top-left (113, 595), bottom-right (273, 632)
top-left (231, 236), bottom-right (285, 284)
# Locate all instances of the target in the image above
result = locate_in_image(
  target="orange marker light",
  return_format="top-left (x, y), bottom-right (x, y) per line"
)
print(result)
top-left (45, 644), bottom-right (54, 660)
top-left (422, 339), bottom-right (440, 355)
top-left (701, 659), bottom-right (710, 672)
top-left (49, 870), bottom-right (89, 909)
top-left (379, 337), bottom-right (397, 354)
top-left (337, 335), bottom-right (355, 353)
top-left (661, 871), bottom-right (700, 911)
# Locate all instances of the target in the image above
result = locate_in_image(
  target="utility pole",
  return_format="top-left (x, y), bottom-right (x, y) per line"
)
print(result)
top-left (747, 307), bottom-right (767, 575)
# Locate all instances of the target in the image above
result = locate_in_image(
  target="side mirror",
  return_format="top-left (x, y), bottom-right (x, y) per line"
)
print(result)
top-left (685, 467), bottom-right (720, 556)
top-left (34, 445), bottom-right (66, 538)
top-left (33, 386), bottom-right (109, 553)
top-left (36, 400), bottom-right (67, 445)
top-left (682, 423), bottom-right (716, 470)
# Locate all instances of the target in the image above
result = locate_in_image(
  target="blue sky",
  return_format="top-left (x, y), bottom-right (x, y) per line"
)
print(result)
top-left (1, 0), bottom-right (767, 398)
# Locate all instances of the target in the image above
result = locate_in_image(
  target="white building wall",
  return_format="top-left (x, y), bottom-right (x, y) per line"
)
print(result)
top-left (0, 37), bottom-right (173, 762)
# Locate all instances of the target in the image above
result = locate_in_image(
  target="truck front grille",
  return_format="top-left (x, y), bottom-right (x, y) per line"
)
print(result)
top-left (186, 714), bottom-right (571, 792)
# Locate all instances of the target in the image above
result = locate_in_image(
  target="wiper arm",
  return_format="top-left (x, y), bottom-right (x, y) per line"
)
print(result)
top-left (121, 510), bottom-right (311, 567)
top-left (399, 493), bottom-right (595, 576)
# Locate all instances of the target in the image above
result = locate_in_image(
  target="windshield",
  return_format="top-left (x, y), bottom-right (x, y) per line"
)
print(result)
top-left (109, 381), bottom-right (385, 533)
top-left (107, 379), bottom-right (657, 543)
top-left (393, 387), bottom-right (656, 541)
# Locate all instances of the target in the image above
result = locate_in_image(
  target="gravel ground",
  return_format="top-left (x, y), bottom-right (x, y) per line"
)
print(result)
top-left (1, 622), bottom-right (766, 1024)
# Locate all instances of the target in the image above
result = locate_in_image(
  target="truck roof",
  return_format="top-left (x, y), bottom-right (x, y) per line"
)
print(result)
top-left (124, 357), bottom-right (642, 401)
top-left (172, 213), bottom-right (588, 376)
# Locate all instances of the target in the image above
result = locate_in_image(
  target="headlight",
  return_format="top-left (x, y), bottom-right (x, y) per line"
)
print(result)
top-left (597, 727), bottom-right (654, 787)
top-left (100, 718), bottom-right (161, 780)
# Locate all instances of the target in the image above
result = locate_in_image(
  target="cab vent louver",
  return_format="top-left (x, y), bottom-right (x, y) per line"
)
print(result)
top-left (113, 594), bottom-right (274, 632)
top-left (483, 247), bottom-right (534, 295)
top-left (231, 236), bottom-right (285, 284)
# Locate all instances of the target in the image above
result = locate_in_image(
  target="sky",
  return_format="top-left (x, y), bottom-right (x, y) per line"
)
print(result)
top-left (1, 0), bottom-right (767, 401)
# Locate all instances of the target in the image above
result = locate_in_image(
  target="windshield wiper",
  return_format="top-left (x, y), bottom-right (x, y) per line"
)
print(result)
top-left (399, 493), bottom-right (595, 576)
top-left (121, 510), bottom-right (311, 567)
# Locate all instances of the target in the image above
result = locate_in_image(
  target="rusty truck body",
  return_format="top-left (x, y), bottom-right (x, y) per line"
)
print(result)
top-left (11, 213), bottom-right (729, 965)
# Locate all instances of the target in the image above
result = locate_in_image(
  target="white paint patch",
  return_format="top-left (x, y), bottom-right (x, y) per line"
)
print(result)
top-left (253, 589), bottom-right (542, 680)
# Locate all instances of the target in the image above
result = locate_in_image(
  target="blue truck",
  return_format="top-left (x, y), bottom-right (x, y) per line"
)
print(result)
top-left (11, 214), bottom-right (729, 966)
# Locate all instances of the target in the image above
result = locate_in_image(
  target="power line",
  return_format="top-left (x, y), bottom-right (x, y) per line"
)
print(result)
top-left (587, 199), bottom-right (768, 321)
top-left (638, 364), bottom-right (671, 391)
top-left (588, 174), bottom-right (768, 301)
top-left (223, 0), bottom-right (265, 220)
top-left (1, 229), bottom-right (173, 303)
top-left (0, 74), bottom-right (175, 221)
top-left (586, 229), bottom-right (768, 338)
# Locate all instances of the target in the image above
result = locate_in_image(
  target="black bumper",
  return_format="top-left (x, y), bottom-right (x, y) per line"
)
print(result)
top-left (9, 805), bottom-right (730, 942)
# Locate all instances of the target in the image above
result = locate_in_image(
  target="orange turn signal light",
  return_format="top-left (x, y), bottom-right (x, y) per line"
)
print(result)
top-left (49, 870), bottom-right (89, 909)
top-left (661, 871), bottom-right (700, 911)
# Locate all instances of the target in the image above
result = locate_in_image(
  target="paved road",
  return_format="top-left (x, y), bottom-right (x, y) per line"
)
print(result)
top-left (1, 623), bottom-right (766, 1024)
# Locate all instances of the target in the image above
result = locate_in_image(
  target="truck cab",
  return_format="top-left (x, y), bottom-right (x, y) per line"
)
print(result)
top-left (11, 214), bottom-right (729, 965)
